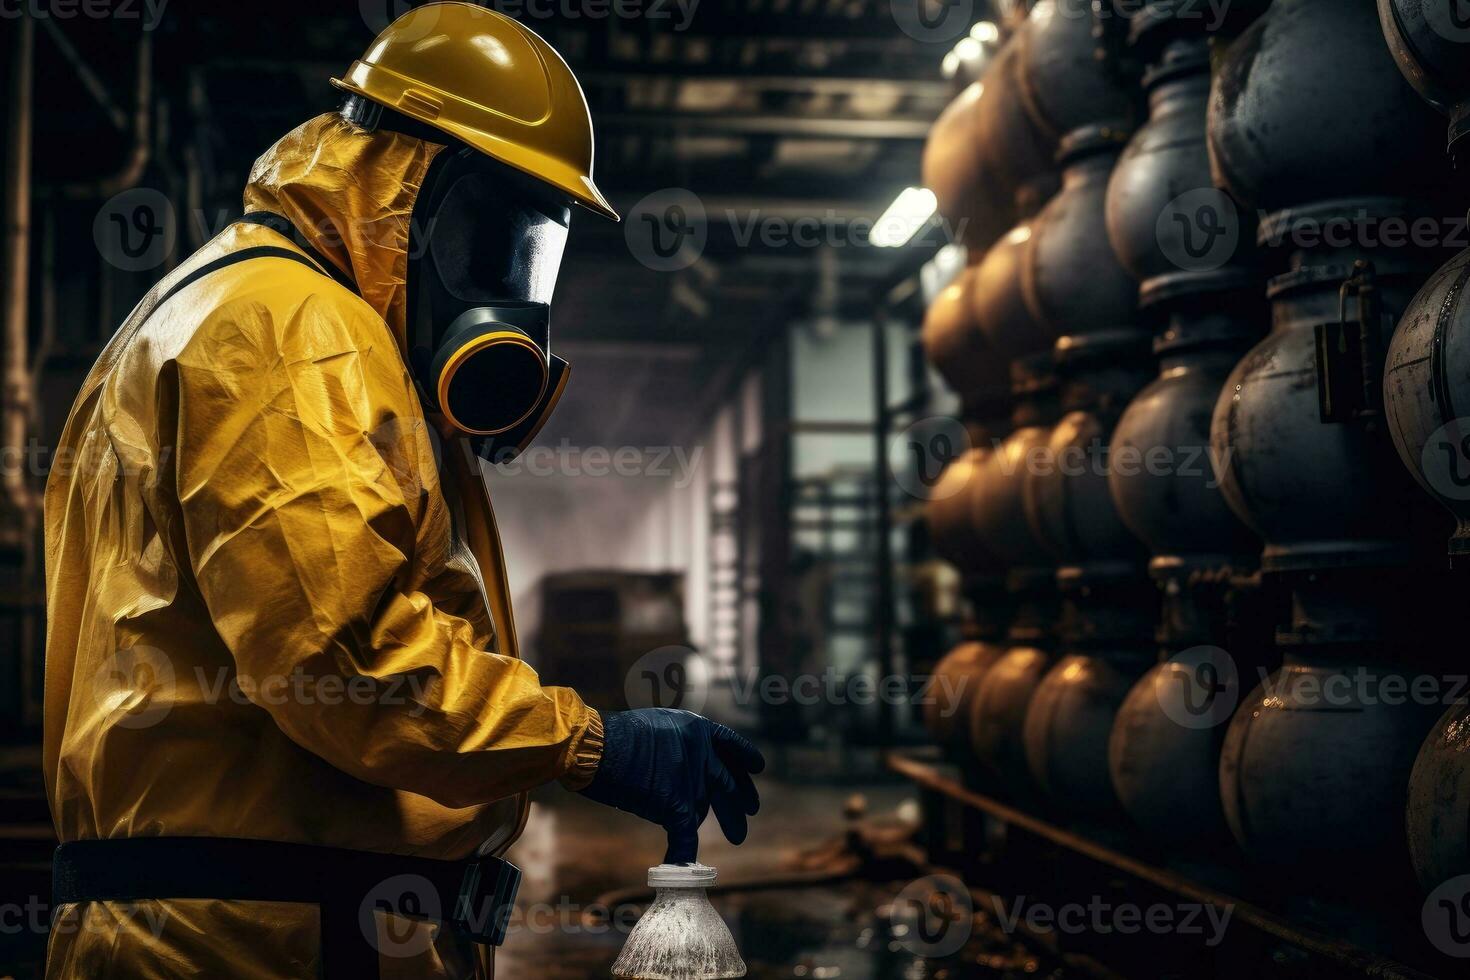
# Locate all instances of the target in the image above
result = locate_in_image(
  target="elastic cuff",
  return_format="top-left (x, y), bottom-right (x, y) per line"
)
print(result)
top-left (559, 707), bottom-right (605, 791)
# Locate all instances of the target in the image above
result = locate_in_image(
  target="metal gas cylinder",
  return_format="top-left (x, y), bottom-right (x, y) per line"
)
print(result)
top-left (1105, 283), bottom-right (1262, 841)
top-left (1210, 213), bottom-right (1432, 571)
top-left (923, 640), bottom-right (1008, 756)
top-left (1023, 127), bottom-right (1139, 347)
top-left (1015, 0), bottom-right (1138, 140)
top-left (973, 223), bottom-right (1052, 363)
top-left (1208, 0), bottom-right (1451, 214)
top-left (1407, 702), bottom-right (1470, 890)
top-left (1109, 297), bottom-right (1259, 568)
top-left (1379, 0), bottom-right (1470, 162)
top-left (969, 644), bottom-right (1056, 792)
top-left (1105, 35), bottom-right (1252, 286)
top-left (1024, 644), bottom-right (1152, 815)
top-left (926, 448), bottom-right (999, 576)
top-left (1384, 248), bottom-right (1470, 556)
top-left (1220, 657), bottom-right (1444, 868)
top-left (922, 32), bottom-right (1058, 254)
top-left (970, 419), bottom-right (1057, 570)
top-left (1099, 2), bottom-right (1269, 843)
top-left (1021, 372), bottom-right (1156, 816)
top-left (922, 265), bottom-right (1012, 412)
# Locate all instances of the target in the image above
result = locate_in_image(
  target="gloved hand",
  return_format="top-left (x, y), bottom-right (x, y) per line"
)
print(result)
top-left (579, 708), bottom-right (765, 864)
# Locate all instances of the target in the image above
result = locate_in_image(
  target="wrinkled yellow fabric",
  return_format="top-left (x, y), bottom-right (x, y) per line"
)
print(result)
top-left (43, 113), bottom-right (604, 979)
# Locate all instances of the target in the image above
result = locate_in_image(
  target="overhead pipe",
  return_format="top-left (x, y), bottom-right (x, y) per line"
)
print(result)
top-left (3, 13), bottom-right (36, 541)
top-left (54, 31), bottom-right (153, 201)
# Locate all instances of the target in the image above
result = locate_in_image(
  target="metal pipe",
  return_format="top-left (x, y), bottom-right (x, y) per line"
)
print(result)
top-left (37, 17), bottom-right (128, 132)
top-left (57, 33), bottom-right (152, 201)
top-left (889, 753), bottom-right (1441, 980)
top-left (3, 13), bottom-right (36, 534)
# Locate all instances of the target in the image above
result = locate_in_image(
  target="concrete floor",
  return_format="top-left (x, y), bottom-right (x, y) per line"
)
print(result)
top-left (497, 763), bottom-right (1075, 980)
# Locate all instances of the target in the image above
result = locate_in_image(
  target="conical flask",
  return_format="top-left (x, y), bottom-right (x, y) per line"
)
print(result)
top-left (611, 863), bottom-right (746, 979)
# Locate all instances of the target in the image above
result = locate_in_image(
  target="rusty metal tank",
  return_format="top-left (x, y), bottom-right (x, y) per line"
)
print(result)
top-left (924, 640), bottom-right (1009, 756)
top-left (969, 644), bottom-right (1056, 791)
top-left (1105, 33), bottom-right (1253, 287)
top-left (1208, 0), bottom-right (1452, 214)
top-left (922, 32), bottom-right (1059, 254)
top-left (1210, 208), bottom-right (1434, 571)
top-left (1023, 127), bottom-right (1140, 348)
top-left (1015, 0), bottom-right (1138, 140)
top-left (926, 448), bottom-right (998, 577)
top-left (1379, 0), bottom-right (1470, 162)
top-left (1220, 658), bottom-right (1444, 868)
top-left (922, 265), bottom-right (1011, 410)
top-left (973, 223), bottom-right (1054, 363)
top-left (1019, 359), bottom-right (1155, 817)
top-left (1407, 702), bottom-right (1470, 890)
top-left (1384, 248), bottom-right (1470, 558)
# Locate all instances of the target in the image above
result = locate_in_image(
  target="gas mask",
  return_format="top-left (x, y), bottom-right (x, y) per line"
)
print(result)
top-left (406, 144), bottom-right (573, 462)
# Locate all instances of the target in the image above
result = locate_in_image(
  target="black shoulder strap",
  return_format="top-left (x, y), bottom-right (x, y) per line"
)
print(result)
top-left (151, 245), bottom-right (342, 312)
top-left (235, 211), bottom-right (361, 296)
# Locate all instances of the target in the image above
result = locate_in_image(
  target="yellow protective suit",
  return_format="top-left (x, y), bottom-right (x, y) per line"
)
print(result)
top-left (42, 112), bottom-right (605, 979)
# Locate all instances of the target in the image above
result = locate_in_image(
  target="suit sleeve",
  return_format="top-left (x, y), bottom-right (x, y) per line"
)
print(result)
top-left (172, 284), bottom-right (602, 808)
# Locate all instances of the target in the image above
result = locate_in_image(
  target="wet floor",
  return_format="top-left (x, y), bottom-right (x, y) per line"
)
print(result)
top-left (498, 769), bottom-right (1080, 980)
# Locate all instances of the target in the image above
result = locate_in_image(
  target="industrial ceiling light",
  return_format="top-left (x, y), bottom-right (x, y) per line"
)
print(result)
top-left (871, 187), bottom-right (938, 247)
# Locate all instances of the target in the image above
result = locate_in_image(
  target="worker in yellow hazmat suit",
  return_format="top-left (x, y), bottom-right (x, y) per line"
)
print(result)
top-left (42, 4), bottom-right (762, 978)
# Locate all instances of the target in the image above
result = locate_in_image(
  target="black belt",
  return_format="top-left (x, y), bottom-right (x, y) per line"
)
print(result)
top-left (53, 837), bottom-right (520, 979)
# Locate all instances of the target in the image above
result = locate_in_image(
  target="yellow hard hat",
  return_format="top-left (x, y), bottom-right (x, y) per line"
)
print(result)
top-left (332, 2), bottom-right (619, 221)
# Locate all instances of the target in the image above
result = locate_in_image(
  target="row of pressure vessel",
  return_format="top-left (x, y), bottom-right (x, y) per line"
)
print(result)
top-left (920, 0), bottom-right (1470, 894)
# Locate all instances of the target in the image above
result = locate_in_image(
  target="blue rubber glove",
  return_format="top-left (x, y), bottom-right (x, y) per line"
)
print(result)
top-left (579, 708), bottom-right (765, 864)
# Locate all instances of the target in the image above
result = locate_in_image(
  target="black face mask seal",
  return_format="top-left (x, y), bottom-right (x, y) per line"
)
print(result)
top-left (406, 142), bottom-right (573, 462)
